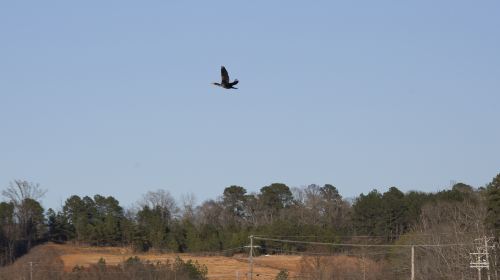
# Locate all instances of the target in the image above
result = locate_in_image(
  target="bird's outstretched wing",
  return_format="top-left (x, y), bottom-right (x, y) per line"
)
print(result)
top-left (221, 66), bottom-right (230, 84)
top-left (230, 79), bottom-right (239, 86)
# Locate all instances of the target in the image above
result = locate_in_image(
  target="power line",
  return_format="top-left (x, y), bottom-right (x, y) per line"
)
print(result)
top-left (253, 233), bottom-right (465, 238)
top-left (253, 236), bottom-right (473, 248)
top-left (258, 246), bottom-right (400, 257)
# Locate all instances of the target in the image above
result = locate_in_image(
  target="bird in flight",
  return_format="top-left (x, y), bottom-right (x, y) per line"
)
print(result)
top-left (213, 66), bottom-right (239, 89)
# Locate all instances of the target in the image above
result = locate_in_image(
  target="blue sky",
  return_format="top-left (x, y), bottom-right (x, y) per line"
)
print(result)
top-left (1, 1), bottom-right (499, 210)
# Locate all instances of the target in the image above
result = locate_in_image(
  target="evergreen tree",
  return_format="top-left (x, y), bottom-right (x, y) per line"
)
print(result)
top-left (46, 208), bottom-right (71, 242)
top-left (259, 183), bottom-right (293, 223)
top-left (381, 187), bottom-right (408, 239)
top-left (0, 202), bottom-right (15, 265)
top-left (352, 189), bottom-right (385, 236)
top-left (486, 173), bottom-right (500, 237)
top-left (222, 185), bottom-right (247, 220)
top-left (137, 205), bottom-right (170, 251)
top-left (18, 198), bottom-right (45, 249)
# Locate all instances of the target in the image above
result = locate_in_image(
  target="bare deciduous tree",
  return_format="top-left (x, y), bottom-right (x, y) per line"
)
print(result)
top-left (139, 189), bottom-right (179, 219)
top-left (180, 193), bottom-right (196, 220)
top-left (2, 180), bottom-right (46, 206)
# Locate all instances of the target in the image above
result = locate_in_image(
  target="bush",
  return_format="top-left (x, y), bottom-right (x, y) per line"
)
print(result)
top-left (174, 257), bottom-right (208, 280)
top-left (64, 255), bottom-right (208, 280)
top-left (275, 269), bottom-right (289, 280)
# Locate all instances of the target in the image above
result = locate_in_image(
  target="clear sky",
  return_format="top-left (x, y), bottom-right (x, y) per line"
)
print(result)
top-left (1, 1), bottom-right (499, 210)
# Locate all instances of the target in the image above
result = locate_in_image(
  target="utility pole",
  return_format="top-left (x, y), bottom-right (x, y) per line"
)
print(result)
top-left (249, 235), bottom-right (253, 280)
top-left (411, 245), bottom-right (415, 280)
top-left (470, 236), bottom-right (494, 280)
top-left (361, 253), bottom-right (366, 280)
top-left (485, 237), bottom-right (492, 280)
top-left (29, 261), bottom-right (33, 280)
top-left (245, 235), bottom-right (260, 280)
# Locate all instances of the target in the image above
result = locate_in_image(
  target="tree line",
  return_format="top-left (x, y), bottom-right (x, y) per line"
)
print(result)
top-left (1, 173), bottom-right (500, 272)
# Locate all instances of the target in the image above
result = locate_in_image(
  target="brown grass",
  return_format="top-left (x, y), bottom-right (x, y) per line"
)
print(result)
top-left (57, 244), bottom-right (297, 279)
top-left (1, 243), bottom-right (382, 280)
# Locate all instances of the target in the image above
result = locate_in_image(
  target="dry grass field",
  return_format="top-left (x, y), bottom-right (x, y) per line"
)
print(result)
top-left (2, 243), bottom-right (376, 280)
top-left (39, 243), bottom-right (302, 279)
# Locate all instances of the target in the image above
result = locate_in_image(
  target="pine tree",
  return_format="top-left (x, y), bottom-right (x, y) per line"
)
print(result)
top-left (486, 173), bottom-right (500, 237)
